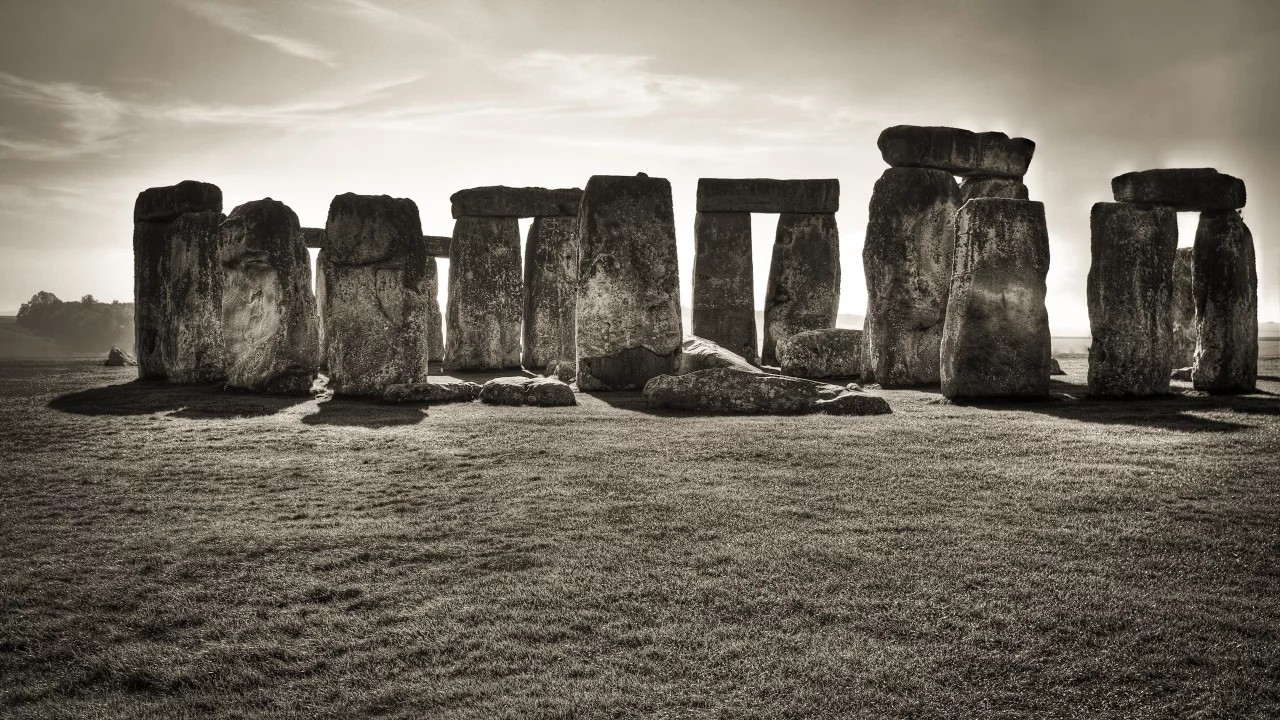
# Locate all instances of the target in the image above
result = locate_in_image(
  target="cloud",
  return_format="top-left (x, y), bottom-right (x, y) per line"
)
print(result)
top-left (329, 0), bottom-right (466, 46)
top-left (168, 0), bottom-right (338, 66)
top-left (0, 73), bottom-right (128, 159)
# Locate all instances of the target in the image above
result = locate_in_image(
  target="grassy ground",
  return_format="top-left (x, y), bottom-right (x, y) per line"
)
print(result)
top-left (1, 356), bottom-right (1278, 719)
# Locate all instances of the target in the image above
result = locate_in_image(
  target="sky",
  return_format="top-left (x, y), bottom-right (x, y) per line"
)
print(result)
top-left (1, 0), bottom-right (1277, 334)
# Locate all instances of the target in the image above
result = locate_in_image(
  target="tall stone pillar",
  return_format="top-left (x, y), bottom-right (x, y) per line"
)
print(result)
top-left (165, 211), bottom-right (227, 383)
top-left (445, 216), bottom-right (523, 371)
top-left (1193, 210), bottom-right (1257, 393)
top-left (1171, 247), bottom-right (1197, 368)
top-left (422, 235), bottom-right (450, 364)
top-left (692, 212), bottom-right (756, 364)
top-left (762, 213), bottom-right (840, 366)
top-left (522, 216), bottom-right (578, 372)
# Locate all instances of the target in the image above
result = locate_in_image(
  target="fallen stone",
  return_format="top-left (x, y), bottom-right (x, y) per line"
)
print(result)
top-left (960, 177), bottom-right (1028, 203)
top-left (1111, 168), bottom-right (1246, 211)
top-left (878, 126), bottom-right (1035, 178)
top-left (692, 211), bottom-right (758, 363)
top-left (134, 180), bottom-right (222, 223)
top-left (778, 328), bottom-right (862, 379)
top-left (941, 199), bottom-right (1052, 399)
top-left (812, 390), bottom-right (893, 416)
top-left (642, 367), bottom-right (891, 415)
top-left (104, 347), bottom-right (137, 367)
top-left (1171, 247), bottom-right (1196, 367)
top-left (165, 210), bottom-right (227, 383)
top-left (450, 186), bottom-right (582, 219)
top-left (761, 213), bottom-right (840, 366)
top-left (676, 335), bottom-right (761, 375)
top-left (445, 216), bottom-right (523, 371)
top-left (383, 381), bottom-right (481, 404)
top-left (299, 227), bottom-right (325, 248)
top-left (522, 215), bottom-right (578, 372)
top-left (1193, 210), bottom-right (1257, 393)
top-left (543, 360), bottom-right (575, 383)
top-left (696, 178), bottom-right (840, 213)
top-left (1171, 366), bottom-right (1193, 382)
top-left (1050, 358), bottom-right (1066, 376)
top-left (479, 376), bottom-right (577, 406)
top-left (1087, 202), bottom-right (1179, 397)
top-left (861, 168), bottom-right (961, 386)
top-left (577, 174), bottom-right (683, 390)
top-left (422, 235), bottom-right (450, 257)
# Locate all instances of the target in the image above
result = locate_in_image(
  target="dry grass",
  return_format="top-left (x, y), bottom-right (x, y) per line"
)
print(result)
top-left (1, 356), bottom-right (1279, 719)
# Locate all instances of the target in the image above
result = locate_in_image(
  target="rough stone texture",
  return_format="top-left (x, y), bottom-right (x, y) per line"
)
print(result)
top-left (383, 381), bottom-right (481, 404)
top-left (543, 360), bottom-right (576, 384)
top-left (778, 328), bottom-right (862, 379)
top-left (522, 216), bottom-right (578, 371)
top-left (878, 126), bottom-right (1035, 178)
top-left (450, 186), bottom-right (583, 219)
top-left (861, 167), bottom-right (961, 386)
top-left (423, 235), bottom-right (451, 257)
top-left (1086, 202), bottom-right (1179, 397)
top-left (761, 213), bottom-right (840, 366)
top-left (696, 178), bottom-right (840, 213)
top-left (299, 227), bottom-right (325, 248)
top-left (941, 199), bottom-right (1052, 399)
top-left (692, 212), bottom-right (757, 363)
top-left (322, 193), bottom-right (431, 395)
top-left (445, 216), bottom-right (523, 371)
top-left (105, 347), bottom-right (137, 367)
top-left (1171, 247), bottom-right (1197, 367)
top-left (676, 336), bottom-right (760, 375)
top-left (576, 174), bottom-right (683, 391)
top-left (220, 198), bottom-right (321, 394)
top-left (1171, 366), bottom-right (1193, 382)
top-left (165, 211), bottom-right (227, 383)
top-left (134, 180), bottom-right (222, 223)
top-left (479, 376), bottom-right (577, 406)
top-left (422, 255), bottom-right (445, 363)
top-left (1193, 210), bottom-right (1257, 393)
top-left (960, 177), bottom-right (1028, 203)
top-left (642, 367), bottom-right (890, 415)
top-left (314, 249), bottom-right (330, 371)
top-left (1050, 358), bottom-right (1066, 376)
top-left (1112, 168), bottom-right (1246, 212)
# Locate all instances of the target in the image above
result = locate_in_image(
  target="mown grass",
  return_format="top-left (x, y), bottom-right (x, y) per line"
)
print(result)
top-left (1, 356), bottom-right (1278, 719)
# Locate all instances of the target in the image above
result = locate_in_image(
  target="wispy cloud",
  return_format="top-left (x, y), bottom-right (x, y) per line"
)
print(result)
top-left (329, 0), bottom-right (465, 46)
top-left (168, 0), bottom-right (338, 66)
top-left (0, 73), bottom-right (128, 159)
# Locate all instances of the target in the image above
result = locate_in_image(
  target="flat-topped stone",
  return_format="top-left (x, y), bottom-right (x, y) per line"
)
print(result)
top-left (325, 193), bottom-right (424, 266)
top-left (422, 235), bottom-right (450, 257)
top-left (1193, 210), bottom-right (1257, 393)
top-left (450, 186), bottom-right (583, 219)
top-left (696, 178), bottom-right (840, 213)
top-left (299, 227), bottom-right (325, 248)
top-left (676, 335), bottom-right (761, 375)
top-left (134, 180), bottom-right (222, 223)
top-left (383, 381), bottom-right (481, 404)
top-left (479, 376), bottom-right (576, 407)
top-left (1111, 168), bottom-right (1246, 211)
top-left (878, 126), bottom-right (1035, 178)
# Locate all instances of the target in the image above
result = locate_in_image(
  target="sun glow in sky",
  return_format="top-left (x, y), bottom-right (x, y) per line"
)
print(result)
top-left (1, 0), bottom-right (1277, 333)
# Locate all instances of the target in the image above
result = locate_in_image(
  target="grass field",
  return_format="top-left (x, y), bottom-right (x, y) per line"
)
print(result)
top-left (1, 356), bottom-right (1278, 718)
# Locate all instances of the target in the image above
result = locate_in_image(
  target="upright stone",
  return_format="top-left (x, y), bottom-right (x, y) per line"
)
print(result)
top-left (576, 174), bottom-right (683, 390)
top-left (941, 199), bottom-right (1052, 399)
top-left (1171, 247), bottom-right (1197, 367)
top-left (165, 211), bottom-right (226, 382)
top-left (219, 199), bottom-right (320, 393)
top-left (445, 216), bottom-right (522, 371)
top-left (761, 214), bottom-right (840, 366)
top-left (1193, 210), bottom-right (1257, 393)
top-left (523, 216), bottom-right (578, 372)
top-left (1086, 202), bottom-right (1179, 396)
top-left (692, 212), bottom-right (757, 364)
top-left (861, 167), bottom-right (961, 386)
top-left (323, 193), bottom-right (432, 395)
top-left (422, 255), bottom-right (444, 363)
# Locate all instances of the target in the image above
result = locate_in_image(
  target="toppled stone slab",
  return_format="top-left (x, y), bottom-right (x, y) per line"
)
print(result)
top-left (676, 335), bottom-right (761, 375)
top-left (960, 177), bottom-right (1028, 203)
top-left (165, 210), bottom-right (227, 383)
top-left (543, 360), bottom-right (575, 383)
top-left (522, 215), bottom-right (578, 372)
top-left (778, 328), bottom-right (862, 379)
top-left (878, 126), bottom-right (1035, 178)
top-left (134, 180), bottom-right (222, 223)
top-left (762, 213), bottom-right (840, 366)
top-left (445, 216), bottom-right (523, 371)
top-left (450, 186), bottom-right (583, 219)
top-left (1171, 366), bottom-right (1193, 382)
top-left (1050, 358), bottom-right (1066, 376)
top-left (696, 178), bottom-right (840, 213)
top-left (299, 227), bottom-right (325, 248)
top-left (942, 199), bottom-right (1052, 399)
top-left (383, 381), bottom-right (481, 404)
top-left (1087, 202), bottom-right (1179, 397)
top-left (480, 376), bottom-right (576, 406)
top-left (1111, 168), bottom-right (1246, 211)
top-left (1193, 210), bottom-right (1257, 393)
top-left (105, 347), bottom-right (137, 367)
top-left (642, 367), bottom-right (891, 415)
top-left (423, 235), bottom-right (451, 257)
top-left (692, 211), bottom-right (757, 363)
top-left (1171, 247), bottom-right (1196, 367)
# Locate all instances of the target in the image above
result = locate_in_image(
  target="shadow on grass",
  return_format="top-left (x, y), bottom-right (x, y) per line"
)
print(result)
top-left (956, 391), bottom-right (1280, 433)
top-left (302, 396), bottom-right (427, 428)
top-left (48, 380), bottom-right (307, 419)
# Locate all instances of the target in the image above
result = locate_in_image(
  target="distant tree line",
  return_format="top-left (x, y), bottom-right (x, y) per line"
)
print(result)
top-left (16, 292), bottom-right (134, 353)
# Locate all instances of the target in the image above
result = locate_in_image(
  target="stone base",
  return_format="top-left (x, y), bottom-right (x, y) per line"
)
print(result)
top-left (578, 346), bottom-right (678, 392)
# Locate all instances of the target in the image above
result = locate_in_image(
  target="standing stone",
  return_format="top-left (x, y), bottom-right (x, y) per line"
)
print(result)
top-left (861, 167), bottom-right (961, 386)
top-left (1193, 210), bottom-right (1257, 393)
top-left (1171, 247), bottom-right (1197, 367)
top-left (422, 255), bottom-right (444, 363)
top-left (959, 177), bottom-right (1029, 203)
top-left (165, 211), bottom-right (227, 383)
top-left (761, 213), bottom-right (840, 366)
top-left (576, 174), bottom-right (682, 390)
top-left (941, 199), bottom-right (1052, 399)
top-left (522, 216), bottom-right (578, 372)
top-left (219, 199), bottom-right (320, 394)
top-left (322, 193), bottom-right (431, 395)
top-left (778, 328), bottom-right (862, 379)
top-left (692, 212), bottom-right (757, 364)
top-left (1086, 202), bottom-right (1179, 396)
top-left (445, 216), bottom-right (522, 371)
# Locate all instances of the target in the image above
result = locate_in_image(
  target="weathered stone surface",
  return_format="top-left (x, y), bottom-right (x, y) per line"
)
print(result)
top-left (1050, 358), bottom-right (1066, 376)
top-left (105, 347), bottom-right (136, 367)
top-left (696, 179), bottom-right (840, 213)
top-left (576, 174), bottom-right (683, 390)
top-left (299, 227), bottom-right (325, 248)
top-left (314, 249), bottom-right (330, 371)
top-left (1086, 202), bottom-right (1179, 397)
top-left (941, 199), bottom-right (1052, 399)
top-left (778, 328), bottom-right (862, 379)
top-left (543, 360), bottom-right (576, 383)
top-left (861, 167), bottom-right (961, 386)
top-left (1193, 210), bottom-right (1257, 393)
top-left (422, 255), bottom-right (444, 363)
top-left (383, 381), bottom-right (481, 404)
top-left (522, 216), bottom-right (578, 371)
top-left (692, 212), bottom-right (757, 363)
top-left (676, 336), bottom-right (760, 375)
top-left (322, 194), bottom-right (431, 395)
top-left (1112, 168), bottom-right (1246, 212)
top-left (423, 235), bottom-right (450, 257)
top-left (1171, 366), bottom-right (1193, 382)
top-left (959, 177), bottom-right (1028, 203)
top-left (761, 213), bottom-right (840, 366)
top-left (878, 126), bottom-right (1035, 178)
top-left (165, 211), bottom-right (226, 383)
top-left (450, 186), bottom-right (582, 219)
top-left (642, 367), bottom-right (890, 415)
top-left (220, 198), bottom-right (321, 394)
top-left (133, 220), bottom-right (170, 379)
top-left (1171, 247), bottom-right (1196, 367)
top-left (445, 216), bottom-right (522, 371)
top-left (134, 180), bottom-right (222, 223)
top-left (479, 376), bottom-right (577, 406)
